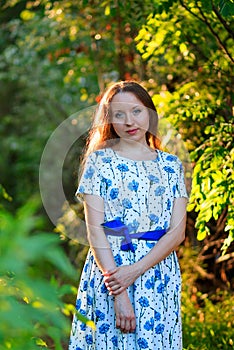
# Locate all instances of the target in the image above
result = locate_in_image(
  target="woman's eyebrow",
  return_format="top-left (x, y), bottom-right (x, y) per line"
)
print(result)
top-left (112, 104), bottom-right (142, 111)
top-left (131, 104), bottom-right (142, 109)
top-left (112, 108), bottom-right (124, 112)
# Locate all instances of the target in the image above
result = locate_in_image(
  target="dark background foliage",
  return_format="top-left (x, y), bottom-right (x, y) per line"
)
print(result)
top-left (0, 0), bottom-right (233, 348)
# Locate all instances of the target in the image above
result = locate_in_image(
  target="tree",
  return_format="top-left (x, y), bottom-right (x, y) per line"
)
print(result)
top-left (136, 0), bottom-right (234, 286)
top-left (0, 0), bottom-right (156, 209)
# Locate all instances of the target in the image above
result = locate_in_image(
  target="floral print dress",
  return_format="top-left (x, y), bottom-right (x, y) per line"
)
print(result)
top-left (69, 147), bottom-right (188, 350)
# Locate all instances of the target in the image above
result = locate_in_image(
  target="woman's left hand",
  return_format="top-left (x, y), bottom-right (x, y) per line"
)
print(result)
top-left (103, 265), bottom-right (139, 295)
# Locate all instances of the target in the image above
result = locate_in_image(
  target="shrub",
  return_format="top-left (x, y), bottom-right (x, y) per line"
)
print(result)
top-left (181, 246), bottom-right (234, 349)
top-left (0, 197), bottom-right (77, 349)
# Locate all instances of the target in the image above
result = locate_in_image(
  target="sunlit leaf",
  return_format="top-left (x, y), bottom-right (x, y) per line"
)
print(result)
top-left (197, 226), bottom-right (210, 241)
top-left (76, 311), bottom-right (96, 330)
top-left (20, 10), bottom-right (35, 21)
top-left (104, 5), bottom-right (110, 16)
top-left (35, 338), bottom-right (48, 347)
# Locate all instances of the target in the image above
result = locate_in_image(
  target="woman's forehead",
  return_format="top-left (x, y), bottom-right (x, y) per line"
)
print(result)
top-left (110, 92), bottom-right (144, 109)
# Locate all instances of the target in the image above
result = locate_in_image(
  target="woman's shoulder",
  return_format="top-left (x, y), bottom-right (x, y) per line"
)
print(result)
top-left (157, 150), bottom-right (182, 166)
top-left (85, 148), bottom-right (113, 166)
top-left (88, 148), bottom-right (112, 159)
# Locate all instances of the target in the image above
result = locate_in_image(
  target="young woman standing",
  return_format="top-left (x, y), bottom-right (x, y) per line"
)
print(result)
top-left (69, 81), bottom-right (188, 350)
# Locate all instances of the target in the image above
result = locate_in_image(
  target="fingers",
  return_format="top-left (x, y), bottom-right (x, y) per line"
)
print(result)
top-left (104, 274), bottom-right (127, 294)
top-left (109, 286), bottom-right (125, 296)
top-left (103, 277), bottom-right (119, 287)
top-left (116, 314), bottom-right (136, 333)
top-left (116, 313), bottom-right (121, 329)
top-left (103, 273), bottom-right (119, 286)
top-left (107, 285), bottom-right (124, 296)
top-left (120, 317), bottom-right (126, 332)
top-left (130, 316), bottom-right (136, 333)
top-left (114, 289), bottom-right (135, 333)
top-left (105, 279), bottom-right (121, 290)
top-left (103, 268), bottom-right (118, 276)
top-left (105, 280), bottom-right (125, 295)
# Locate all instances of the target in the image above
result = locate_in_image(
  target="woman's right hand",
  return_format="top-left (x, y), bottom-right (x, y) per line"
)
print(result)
top-left (114, 291), bottom-right (136, 333)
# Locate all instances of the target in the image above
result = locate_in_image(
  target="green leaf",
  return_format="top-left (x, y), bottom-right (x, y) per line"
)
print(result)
top-left (35, 338), bottom-right (48, 347)
top-left (187, 202), bottom-right (195, 212)
top-left (219, 0), bottom-right (234, 16)
top-left (179, 43), bottom-right (188, 54)
top-left (197, 226), bottom-right (210, 241)
top-left (20, 10), bottom-right (35, 21)
top-left (76, 311), bottom-right (96, 330)
top-left (104, 5), bottom-right (110, 16)
top-left (0, 201), bottom-right (76, 348)
top-left (0, 185), bottom-right (12, 202)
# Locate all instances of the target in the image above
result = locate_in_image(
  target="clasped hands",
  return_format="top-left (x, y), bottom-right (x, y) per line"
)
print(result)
top-left (103, 265), bottom-right (137, 295)
top-left (103, 265), bottom-right (139, 334)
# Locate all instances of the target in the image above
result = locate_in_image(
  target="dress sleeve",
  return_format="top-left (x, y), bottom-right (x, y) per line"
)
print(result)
top-left (75, 152), bottom-right (102, 201)
top-left (174, 159), bottom-right (188, 199)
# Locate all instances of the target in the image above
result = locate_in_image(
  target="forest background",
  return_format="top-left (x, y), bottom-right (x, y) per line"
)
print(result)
top-left (0, 0), bottom-right (233, 349)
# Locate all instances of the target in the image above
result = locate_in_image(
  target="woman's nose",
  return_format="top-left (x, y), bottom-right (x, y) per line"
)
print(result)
top-left (125, 112), bottom-right (133, 125)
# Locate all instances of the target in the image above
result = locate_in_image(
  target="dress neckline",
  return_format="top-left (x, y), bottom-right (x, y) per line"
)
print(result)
top-left (108, 147), bottom-right (159, 163)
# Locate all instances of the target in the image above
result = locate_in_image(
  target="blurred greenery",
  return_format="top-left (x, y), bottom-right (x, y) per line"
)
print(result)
top-left (183, 290), bottom-right (234, 349)
top-left (0, 196), bottom-right (77, 349)
top-left (180, 245), bottom-right (234, 349)
top-left (0, 0), bottom-right (233, 348)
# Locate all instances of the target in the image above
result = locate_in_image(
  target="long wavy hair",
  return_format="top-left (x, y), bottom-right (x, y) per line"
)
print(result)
top-left (81, 80), bottom-right (161, 168)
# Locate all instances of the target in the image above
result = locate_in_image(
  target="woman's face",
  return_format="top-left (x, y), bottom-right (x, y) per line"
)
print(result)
top-left (110, 92), bottom-right (150, 145)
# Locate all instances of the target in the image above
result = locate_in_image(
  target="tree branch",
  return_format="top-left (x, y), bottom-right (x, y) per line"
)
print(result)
top-left (179, 0), bottom-right (204, 22)
top-left (184, 32), bottom-right (210, 62)
top-left (194, 264), bottom-right (215, 280)
top-left (199, 238), bottom-right (225, 256)
top-left (180, 0), bottom-right (234, 63)
top-left (212, 1), bottom-right (234, 40)
top-left (196, 1), bottom-right (234, 63)
top-left (216, 252), bottom-right (234, 263)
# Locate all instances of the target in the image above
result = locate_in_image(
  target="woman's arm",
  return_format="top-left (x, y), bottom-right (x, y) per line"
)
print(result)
top-left (83, 194), bottom-right (136, 333)
top-left (104, 197), bottom-right (187, 295)
top-left (83, 194), bottom-right (116, 271)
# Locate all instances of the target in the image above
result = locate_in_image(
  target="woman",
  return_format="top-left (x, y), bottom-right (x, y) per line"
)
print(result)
top-left (69, 81), bottom-right (188, 349)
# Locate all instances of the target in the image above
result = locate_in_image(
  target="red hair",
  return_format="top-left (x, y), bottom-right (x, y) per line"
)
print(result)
top-left (81, 81), bottom-right (161, 166)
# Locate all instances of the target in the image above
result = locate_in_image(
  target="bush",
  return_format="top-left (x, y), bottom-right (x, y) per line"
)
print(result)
top-left (181, 246), bottom-right (234, 349)
top-left (0, 197), bottom-right (77, 349)
top-left (182, 289), bottom-right (234, 349)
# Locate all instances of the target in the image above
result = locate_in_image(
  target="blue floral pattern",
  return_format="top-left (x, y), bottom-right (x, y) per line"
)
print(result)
top-left (69, 148), bottom-right (188, 349)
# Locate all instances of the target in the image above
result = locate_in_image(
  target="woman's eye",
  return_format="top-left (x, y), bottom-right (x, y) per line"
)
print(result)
top-left (133, 108), bottom-right (141, 115)
top-left (114, 112), bottom-right (125, 119)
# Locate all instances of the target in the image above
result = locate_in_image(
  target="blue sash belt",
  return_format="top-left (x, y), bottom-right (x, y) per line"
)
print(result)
top-left (101, 219), bottom-right (166, 253)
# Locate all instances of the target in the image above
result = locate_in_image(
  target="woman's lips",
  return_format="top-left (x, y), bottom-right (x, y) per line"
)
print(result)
top-left (126, 128), bottom-right (138, 135)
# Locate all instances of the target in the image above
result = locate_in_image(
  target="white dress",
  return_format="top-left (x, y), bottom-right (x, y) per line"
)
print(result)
top-left (69, 148), bottom-right (188, 350)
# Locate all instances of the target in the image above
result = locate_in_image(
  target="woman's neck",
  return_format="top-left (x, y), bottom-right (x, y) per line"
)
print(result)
top-left (112, 140), bottom-right (156, 161)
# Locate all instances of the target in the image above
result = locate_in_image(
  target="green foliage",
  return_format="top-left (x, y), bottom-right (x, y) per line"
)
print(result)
top-left (182, 291), bottom-right (234, 349)
top-left (0, 184), bottom-right (12, 206)
top-left (0, 15), bottom-right (89, 207)
top-left (135, 0), bottom-right (234, 253)
top-left (219, 0), bottom-right (234, 16)
top-left (188, 122), bottom-right (233, 247)
top-left (0, 197), bottom-right (78, 349)
top-left (0, 3), bottom-right (233, 348)
top-left (181, 247), bottom-right (234, 349)
top-left (0, 0), bottom-right (156, 209)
